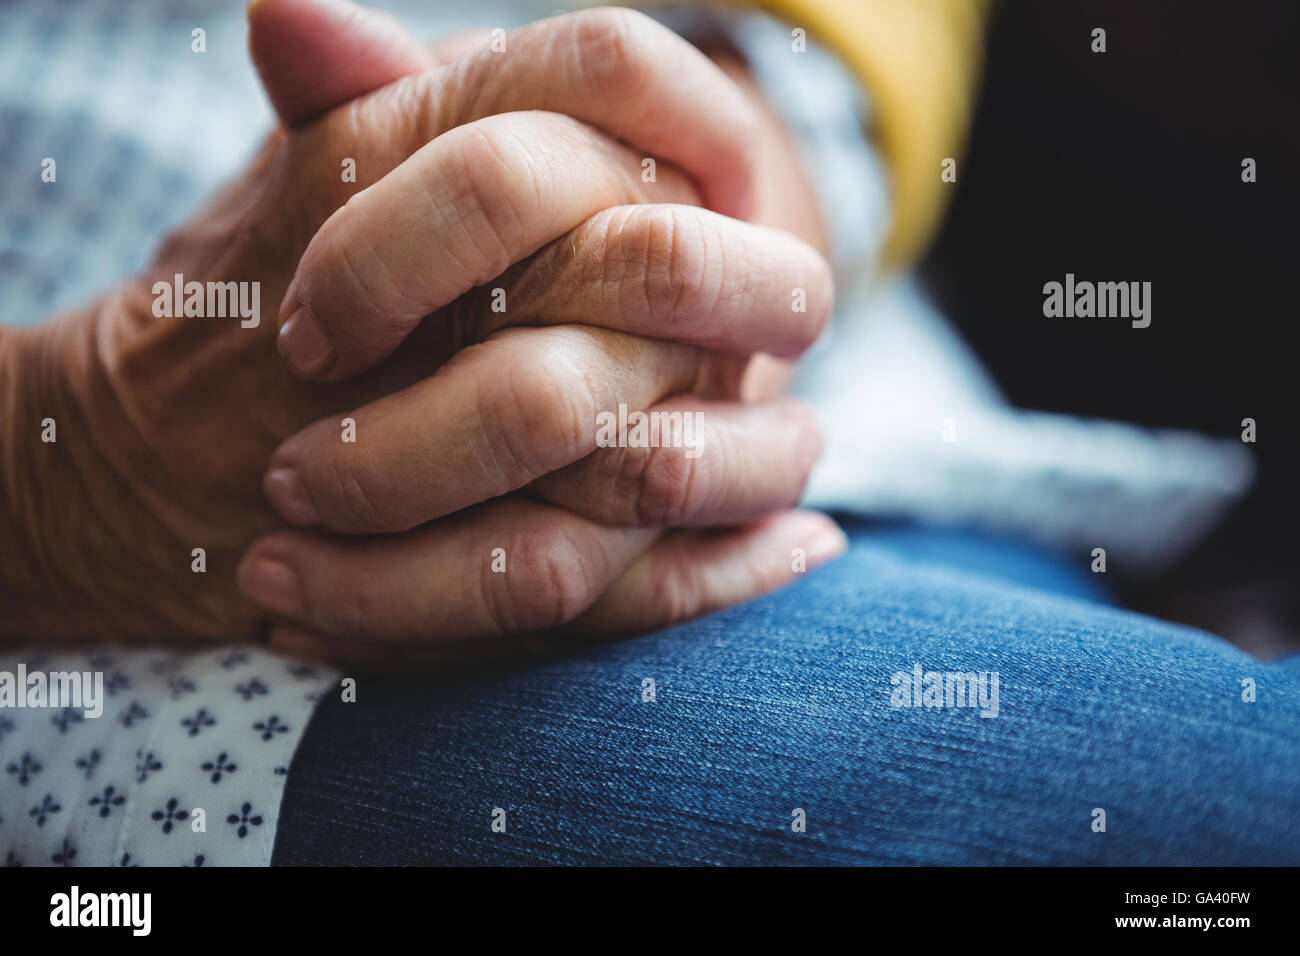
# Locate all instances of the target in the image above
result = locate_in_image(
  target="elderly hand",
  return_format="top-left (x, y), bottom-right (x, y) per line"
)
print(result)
top-left (1, 1), bottom-right (843, 667)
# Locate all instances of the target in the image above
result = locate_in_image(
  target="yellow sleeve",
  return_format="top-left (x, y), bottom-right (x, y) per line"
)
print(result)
top-left (649, 0), bottom-right (991, 268)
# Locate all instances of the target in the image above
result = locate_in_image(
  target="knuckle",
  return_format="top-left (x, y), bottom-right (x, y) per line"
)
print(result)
top-left (509, 335), bottom-right (600, 455)
top-left (341, 71), bottom-right (430, 162)
top-left (330, 210), bottom-right (400, 322)
top-left (321, 450), bottom-right (393, 532)
top-left (589, 205), bottom-right (642, 291)
top-left (495, 335), bottom-right (599, 476)
top-left (451, 123), bottom-right (539, 269)
top-left (640, 207), bottom-right (723, 334)
top-left (629, 442), bottom-right (703, 527)
top-left (570, 8), bottom-right (657, 98)
top-left (494, 522), bottom-right (604, 631)
top-left (575, 207), bottom-right (624, 280)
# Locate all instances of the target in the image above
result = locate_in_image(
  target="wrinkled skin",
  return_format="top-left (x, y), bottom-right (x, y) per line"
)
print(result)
top-left (0, 7), bottom-right (834, 661)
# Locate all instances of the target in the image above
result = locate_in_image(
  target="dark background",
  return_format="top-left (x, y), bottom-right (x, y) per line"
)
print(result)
top-left (920, 0), bottom-right (1299, 649)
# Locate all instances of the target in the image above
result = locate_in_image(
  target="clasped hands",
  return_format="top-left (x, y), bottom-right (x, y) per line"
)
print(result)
top-left (8, 0), bottom-right (844, 668)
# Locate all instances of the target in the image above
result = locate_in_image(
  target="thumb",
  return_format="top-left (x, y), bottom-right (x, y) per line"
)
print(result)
top-left (248, 0), bottom-right (435, 127)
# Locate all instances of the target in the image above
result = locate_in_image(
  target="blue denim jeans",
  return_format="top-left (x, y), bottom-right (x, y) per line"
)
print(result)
top-left (273, 521), bottom-right (1300, 865)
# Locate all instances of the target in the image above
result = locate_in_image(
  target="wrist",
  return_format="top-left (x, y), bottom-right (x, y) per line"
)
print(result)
top-left (0, 310), bottom-right (102, 641)
top-left (0, 289), bottom-right (268, 644)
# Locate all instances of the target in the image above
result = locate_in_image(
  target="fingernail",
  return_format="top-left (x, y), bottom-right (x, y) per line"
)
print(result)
top-left (277, 308), bottom-right (335, 378)
top-left (265, 467), bottom-right (321, 527)
top-left (804, 524), bottom-right (848, 569)
top-left (238, 557), bottom-right (307, 620)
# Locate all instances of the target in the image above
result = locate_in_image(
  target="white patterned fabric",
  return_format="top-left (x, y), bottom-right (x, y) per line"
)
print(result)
top-left (0, 648), bottom-right (337, 867)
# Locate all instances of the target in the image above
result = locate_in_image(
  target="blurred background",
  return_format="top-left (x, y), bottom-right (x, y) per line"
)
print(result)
top-left (921, 0), bottom-right (1299, 650)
